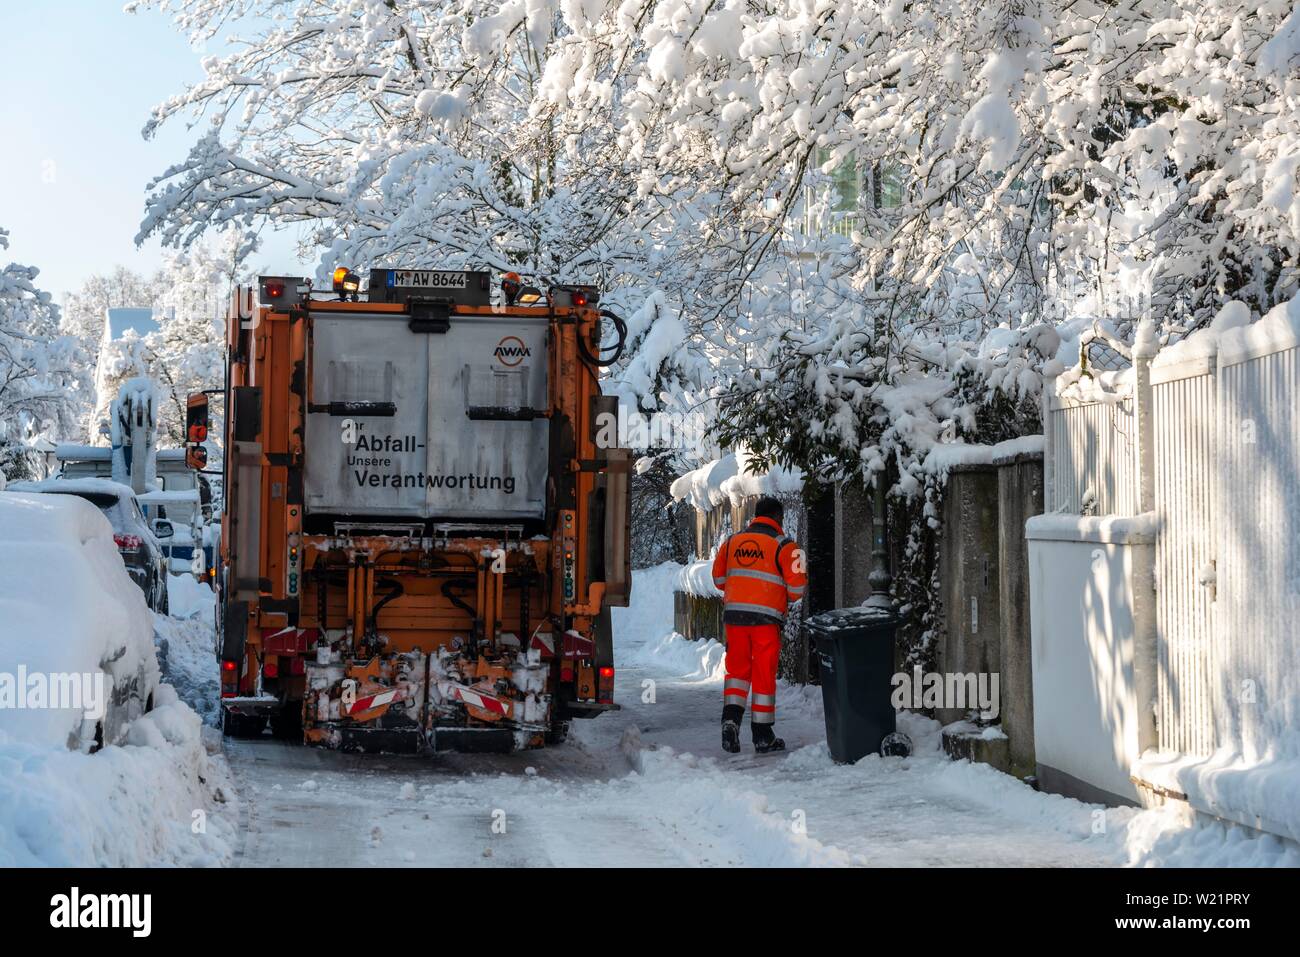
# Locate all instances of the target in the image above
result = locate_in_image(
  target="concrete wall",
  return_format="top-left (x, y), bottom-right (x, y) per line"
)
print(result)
top-left (937, 465), bottom-right (1002, 725)
top-left (1026, 515), bottom-right (1158, 806)
top-left (997, 452), bottom-right (1043, 774)
top-left (832, 482), bottom-right (877, 608)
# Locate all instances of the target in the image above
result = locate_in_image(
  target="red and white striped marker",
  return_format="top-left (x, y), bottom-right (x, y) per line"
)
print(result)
top-left (344, 687), bottom-right (402, 715)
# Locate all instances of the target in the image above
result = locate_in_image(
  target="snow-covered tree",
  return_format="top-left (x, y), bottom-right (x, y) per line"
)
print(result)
top-left (147, 237), bottom-right (240, 445)
top-left (134, 0), bottom-right (1300, 492)
top-left (61, 266), bottom-right (161, 354)
top-left (72, 237), bottom-right (236, 446)
top-left (0, 229), bottom-right (84, 479)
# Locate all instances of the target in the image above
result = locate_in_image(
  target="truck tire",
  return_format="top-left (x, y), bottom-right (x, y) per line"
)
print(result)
top-left (545, 720), bottom-right (569, 746)
top-left (269, 703), bottom-right (303, 741)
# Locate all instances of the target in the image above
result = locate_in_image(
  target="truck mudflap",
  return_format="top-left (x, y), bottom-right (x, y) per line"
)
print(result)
top-left (561, 700), bottom-right (621, 716)
top-left (302, 644), bottom-right (559, 753)
top-left (222, 695), bottom-right (280, 717)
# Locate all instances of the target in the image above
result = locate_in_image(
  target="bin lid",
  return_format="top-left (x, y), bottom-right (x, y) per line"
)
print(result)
top-left (805, 605), bottom-right (897, 635)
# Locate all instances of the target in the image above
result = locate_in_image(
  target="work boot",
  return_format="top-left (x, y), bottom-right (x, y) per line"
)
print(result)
top-left (722, 720), bottom-right (741, 754)
top-left (752, 724), bottom-right (785, 754)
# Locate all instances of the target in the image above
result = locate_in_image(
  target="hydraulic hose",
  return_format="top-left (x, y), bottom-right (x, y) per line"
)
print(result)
top-left (368, 577), bottom-right (404, 635)
top-left (441, 578), bottom-right (476, 618)
top-left (578, 308), bottom-right (628, 368)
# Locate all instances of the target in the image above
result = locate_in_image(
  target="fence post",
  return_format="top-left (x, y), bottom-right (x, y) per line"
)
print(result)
top-left (1041, 374), bottom-right (1057, 513)
top-left (1133, 324), bottom-right (1157, 515)
top-left (1131, 321), bottom-right (1159, 757)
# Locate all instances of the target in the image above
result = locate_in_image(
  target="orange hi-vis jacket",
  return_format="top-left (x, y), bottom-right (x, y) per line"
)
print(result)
top-left (710, 516), bottom-right (807, 625)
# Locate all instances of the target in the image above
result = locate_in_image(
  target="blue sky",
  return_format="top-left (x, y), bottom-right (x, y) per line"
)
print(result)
top-left (0, 2), bottom-right (305, 302)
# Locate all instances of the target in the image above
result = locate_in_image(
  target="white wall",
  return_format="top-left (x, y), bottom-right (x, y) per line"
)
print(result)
top-left (1027, 515), bottom-right (1157, 804)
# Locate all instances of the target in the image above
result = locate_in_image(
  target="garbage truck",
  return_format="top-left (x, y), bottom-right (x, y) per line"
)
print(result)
top-left (187, 267), bottom-right (630, 752)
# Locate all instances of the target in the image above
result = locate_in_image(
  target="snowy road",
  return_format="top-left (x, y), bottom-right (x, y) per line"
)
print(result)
top-left (214, 564), bottom-right (1136, 868)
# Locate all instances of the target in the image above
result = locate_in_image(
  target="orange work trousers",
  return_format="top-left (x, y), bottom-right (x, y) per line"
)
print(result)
top-left (722, 623), bottom-right (780, 724)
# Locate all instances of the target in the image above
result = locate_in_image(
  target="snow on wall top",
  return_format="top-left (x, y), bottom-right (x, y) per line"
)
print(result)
top-left (1024, 511), bottom-right (1158, 545)
top-left (677, 559), bottom-right (722, 598)
top-left (670, 447), bottom-right (804, 512)
top-left (1219, 292), bottom-right (1300, 365)
top-left (922, 435), bottom-right (1044, 475)
top-left (1151, 301), bottom-right (1252, 370)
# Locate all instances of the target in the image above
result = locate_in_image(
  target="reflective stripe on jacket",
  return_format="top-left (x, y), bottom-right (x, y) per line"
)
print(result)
top-left (710, 516), bottom-right (808, 624)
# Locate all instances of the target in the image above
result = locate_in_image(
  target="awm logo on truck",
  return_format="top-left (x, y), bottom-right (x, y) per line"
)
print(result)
top-left (494, 335), bottom-right (531, 366)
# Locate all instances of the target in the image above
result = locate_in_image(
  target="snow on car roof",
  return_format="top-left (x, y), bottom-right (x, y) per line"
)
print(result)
top-left (7, 477), bottom-right (138, 503)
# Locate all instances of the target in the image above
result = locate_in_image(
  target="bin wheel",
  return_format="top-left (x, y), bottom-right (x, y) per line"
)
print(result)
top-left (881, 731), bottom-right (913, 757)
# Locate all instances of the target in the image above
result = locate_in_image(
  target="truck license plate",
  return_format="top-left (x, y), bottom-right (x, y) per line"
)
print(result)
top-left (391, 270), bottom-right (467, 289)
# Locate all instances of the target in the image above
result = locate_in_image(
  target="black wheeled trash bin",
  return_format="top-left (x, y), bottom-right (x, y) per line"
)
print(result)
top-left (806, 606), bottom-right (905, 764)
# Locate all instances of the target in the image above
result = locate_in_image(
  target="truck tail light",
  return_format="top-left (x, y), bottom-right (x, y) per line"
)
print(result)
top-left (113, 533), bottom-right (143, 551)
top-left (221, 659), bottom-right (239, 697)
top-left (598, 665), bottom-right (614, 703)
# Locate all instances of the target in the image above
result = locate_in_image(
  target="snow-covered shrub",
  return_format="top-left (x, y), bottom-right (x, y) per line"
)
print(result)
top-left (714, 315), bottom-right (1049, 664)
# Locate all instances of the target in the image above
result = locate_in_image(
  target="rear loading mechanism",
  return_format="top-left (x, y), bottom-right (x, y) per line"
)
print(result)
top-left (206, 268), bottom-right (630, 752)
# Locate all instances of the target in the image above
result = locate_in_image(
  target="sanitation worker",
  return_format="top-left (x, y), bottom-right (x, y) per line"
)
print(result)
top-left (710, 496), bottom-right (807, 754)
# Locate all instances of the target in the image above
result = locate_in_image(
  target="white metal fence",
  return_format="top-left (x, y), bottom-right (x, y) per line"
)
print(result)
top-left (1043, 320), bottom-right (1300, 824)
top-left (1045, 395), bottom-right (1140, 517)
top-left (1149, 358), bottom-right (1217, 757)
top-left (1216, 337), bottom-right (1300, 765)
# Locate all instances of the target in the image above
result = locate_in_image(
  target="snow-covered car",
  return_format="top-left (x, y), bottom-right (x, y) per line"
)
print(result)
top-left (8, 478), bottom-right (170, 615)
top-left (0, 490), bottom-right (161, 751)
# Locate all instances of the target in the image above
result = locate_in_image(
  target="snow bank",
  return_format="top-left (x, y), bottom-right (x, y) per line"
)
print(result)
top-left (1120, 802), bottom-right (1300, 867)
top-left (670, 447), bottom-right (803, 511)
top-left (0, 490), bottom-right (158, 748)
top-left (626, 631), bottom-right (727, 681)
top-left (614, 560), bottom-right (725, 676)
top-left (158, 577), bottom-right (220, 727)
top-left (0, 685), bottom-right (236, 866)
top-left (1134, 750), bottom-right (1300, 847)
top-left (168, 572), bottom-right (215, 622)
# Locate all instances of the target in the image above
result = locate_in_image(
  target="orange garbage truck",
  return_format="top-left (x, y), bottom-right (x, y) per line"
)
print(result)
top-left (186, 268), bottom-right (630, 752)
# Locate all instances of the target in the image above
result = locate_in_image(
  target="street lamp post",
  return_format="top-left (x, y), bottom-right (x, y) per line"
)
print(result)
top-left (864, 478), bottom-right (893, 611)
